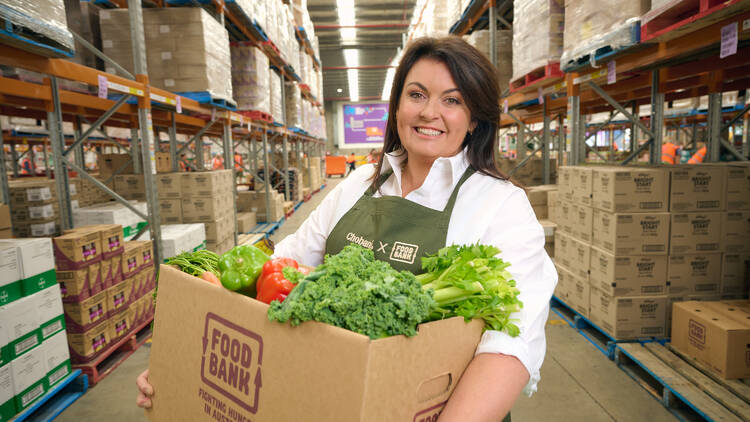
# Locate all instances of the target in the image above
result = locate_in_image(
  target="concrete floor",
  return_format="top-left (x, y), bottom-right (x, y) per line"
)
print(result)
top-left (57, 176), bottom-right (678, 422)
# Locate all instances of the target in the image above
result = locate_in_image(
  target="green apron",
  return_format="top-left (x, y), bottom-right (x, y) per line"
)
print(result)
top-left (325, 166), bottom-right (512, 422)
top-left (325, 167), bottom-right (475, 273)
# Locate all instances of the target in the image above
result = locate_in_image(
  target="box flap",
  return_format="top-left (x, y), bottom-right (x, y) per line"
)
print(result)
top-left (675, 301), bottom-right (749, 331)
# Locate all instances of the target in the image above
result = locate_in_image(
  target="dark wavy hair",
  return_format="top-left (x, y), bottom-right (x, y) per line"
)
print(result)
top-left (370, 36), bottom-right (508, 188)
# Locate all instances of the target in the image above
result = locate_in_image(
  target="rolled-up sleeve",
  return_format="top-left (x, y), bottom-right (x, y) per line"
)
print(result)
top-left (475, 189), bottom-right (558, 396)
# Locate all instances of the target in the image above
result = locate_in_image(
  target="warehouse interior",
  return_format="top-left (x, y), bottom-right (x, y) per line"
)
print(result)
top-left (0, 0), bottom-right (749, 421)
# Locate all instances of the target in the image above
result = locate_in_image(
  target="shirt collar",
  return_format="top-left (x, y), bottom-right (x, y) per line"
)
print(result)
top-left (383, 148), bottom-right (470, 193)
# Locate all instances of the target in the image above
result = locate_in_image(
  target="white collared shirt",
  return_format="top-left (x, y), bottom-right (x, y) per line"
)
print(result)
top-left (274, 149), bottom-right (558, 396)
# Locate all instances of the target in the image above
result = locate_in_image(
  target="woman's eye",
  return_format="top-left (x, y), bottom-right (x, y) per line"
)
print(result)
top-left (409, 91), bottom-right (424, 99)
top-left (445, 97), bottom-right (461, 105)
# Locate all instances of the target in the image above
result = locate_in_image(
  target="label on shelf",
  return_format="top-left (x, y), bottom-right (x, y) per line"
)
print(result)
top-left (503, 100), bottom-right (508, 114)
top-left (176, 96), bottom-right (182, 114)
top-left (743, 19), bottom-right (750, 31)
top-left (538, 88), bottom-right (544, 104)
top-left (98, 75), bottom-right (108, 99)
top-left (720, 22), bottom-right (738, 58)
top-left (607, 61), bottom-right (616, 85)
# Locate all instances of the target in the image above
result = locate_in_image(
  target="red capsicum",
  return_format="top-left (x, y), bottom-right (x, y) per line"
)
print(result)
top-left (256, 257), bottom-right (299, 304)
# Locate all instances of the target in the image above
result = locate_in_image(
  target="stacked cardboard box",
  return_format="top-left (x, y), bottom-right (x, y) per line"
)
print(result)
top-left (237, 190), bottom-right (285, 224)
top-left (555, 166), bottom-right (671, 340)
top-left (719, 164), bottom-right (750, 298)
top-left (76, 176), bottom-right (114, 208)
top-left (512, 0), bottom-right (564, 84)
top-left (157, 173), bottom-right (183, 225)
top-left (237, 212), bottom-right (257, 233)
top-left (467, 29), bottom-right (513, 92)
top-left (99, 8), bottom-right (232, 101)
top-left (0, 204), bottom-right (10, 238)
top-left (97, 154), bottom-right (133, 179)
top-left (0, 238), bottom-right (69, 418)
top-left (181, 171), bottom-right (234, 254)
top-left (230, 43), bottom-right (270, 114)
top-left (72, 202), bottom-right (148, 241)
top-left (158, 224), bottom-right (207, 259)
top-left (302, 157), bottom-right (323, 191)
top-left (8, 179), bottom-right (80, 238)
top-left (498, 158), bottom-right (557, 186)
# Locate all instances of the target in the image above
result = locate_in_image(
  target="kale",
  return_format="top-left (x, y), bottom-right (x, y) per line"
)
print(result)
top-left (268, 244), bottom-right (434, 339)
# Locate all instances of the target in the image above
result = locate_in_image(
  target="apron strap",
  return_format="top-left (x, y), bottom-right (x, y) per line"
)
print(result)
top-left (442, 167), bottom-right (475, 213)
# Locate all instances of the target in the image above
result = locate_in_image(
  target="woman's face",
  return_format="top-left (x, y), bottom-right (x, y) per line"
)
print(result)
top-left (396, 58), bottom-right (473, 164)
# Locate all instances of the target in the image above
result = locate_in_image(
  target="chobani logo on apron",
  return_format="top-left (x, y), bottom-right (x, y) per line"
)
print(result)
top-left (346, 232), bottom-right (374, 250)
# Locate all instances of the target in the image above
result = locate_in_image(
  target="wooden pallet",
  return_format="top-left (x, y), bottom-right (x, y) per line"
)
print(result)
top-left (0, 18), bottom-right (75, 59)
top-left (509, 62), bottom-right (564, 93)
top-left (615, 342), bottom-right (750, 421)
top-left (72, 316), bottom-right (154, 386)
top-left (10, 370), bottom-right (88, 422)
top-left (238, 109), bottom-right (273, 124)
top-left (561, 20), bottom-right (642, 72)
top-left (640, 0), bottom-right (750, 42)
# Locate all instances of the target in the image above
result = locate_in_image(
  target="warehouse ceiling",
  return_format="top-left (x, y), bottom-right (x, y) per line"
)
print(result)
top-left (307, 0), bottom-right (417, 102)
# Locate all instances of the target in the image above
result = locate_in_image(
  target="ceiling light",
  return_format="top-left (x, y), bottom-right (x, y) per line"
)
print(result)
top-left (337, 0), bottom-right (356, 41)
top-left (337, 88), bottom-right (343, 93)
top-left (348, 69), bottom-right (359, 102)
top-left (343, 49), bottom-right (359, 68)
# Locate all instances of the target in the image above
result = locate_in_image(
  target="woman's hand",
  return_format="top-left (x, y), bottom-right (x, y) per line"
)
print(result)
top-left (136, 369), bottom-right (153, 409)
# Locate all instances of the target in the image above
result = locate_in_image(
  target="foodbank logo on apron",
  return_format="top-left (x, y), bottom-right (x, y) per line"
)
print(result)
top-left (389, 242), bottom-right (419, 265)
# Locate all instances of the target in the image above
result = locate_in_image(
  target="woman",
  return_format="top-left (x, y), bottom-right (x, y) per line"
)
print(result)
top-left (137, 36), bottom-right (556, 421)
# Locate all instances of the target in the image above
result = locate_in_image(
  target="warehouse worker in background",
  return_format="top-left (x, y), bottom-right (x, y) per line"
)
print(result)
top-left (137, 36), bottom-right (556, 422)
top-left (661, 138), bottom-right (680, 164)
top-left (345, 152), bottom-right (356, 175)
top-left (688, 144), bottom-right (707, 164)
top-left (211, 153), bottom-right (224, 170)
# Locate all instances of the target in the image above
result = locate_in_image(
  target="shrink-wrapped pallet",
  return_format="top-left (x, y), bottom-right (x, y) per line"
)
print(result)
top-left (65, 1), bottom-right (103, 69)
top-left (100, 8), bottom-right (232, 101)
top-left (561, 0), bottom-right (649, 69)
top-left (269, 70), bottom-right (284, 125)
top-left (512, 0), bottom-right (564, 82)
top-left (468, 29), bottom-right (513, 92)
top-left (422, 0), bottom-right (456, 37)
top-left (285, 82), bottom-right (303, 129)
top-left (230, 43), bottom-right (270, 113)
top-left (0, 0), bottom-right (74, 57)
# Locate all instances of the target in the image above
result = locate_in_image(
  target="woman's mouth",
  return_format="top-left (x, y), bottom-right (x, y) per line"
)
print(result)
top-left (414, 126), bottom-right (444, 137)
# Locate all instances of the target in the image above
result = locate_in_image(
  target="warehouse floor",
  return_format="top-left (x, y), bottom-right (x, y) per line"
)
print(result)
top-left (56, 176), bottom-right (677, 422)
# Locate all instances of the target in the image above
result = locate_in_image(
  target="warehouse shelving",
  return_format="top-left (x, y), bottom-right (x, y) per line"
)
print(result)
top-left (0, 0), bottom-right (326, 266)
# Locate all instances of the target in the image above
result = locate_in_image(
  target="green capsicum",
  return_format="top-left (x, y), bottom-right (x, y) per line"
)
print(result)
top-left (218, 245), bottom-right (270, 297)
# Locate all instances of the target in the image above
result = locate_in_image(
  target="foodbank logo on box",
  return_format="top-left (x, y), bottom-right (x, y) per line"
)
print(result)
top-left (200, 313), bottom-right (263, 416)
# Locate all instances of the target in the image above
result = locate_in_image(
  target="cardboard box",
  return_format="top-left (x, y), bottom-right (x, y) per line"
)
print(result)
top-left (97, 154), bottom-right (134, 178)
top-left (588, 287), bottom-right (667, 340)
top-left (109, 308), bottom-right (132, 341)
top-left (0, 228), bottom-right (11, 239)
top-left (670, 166), bottom-right (725, 212)
top-left (42, 330), bottom-right (71, 388)
top-left (554, 265), bottom-right (572, 301)
top-left (564, 236), bottom-right (590, 281)
top-left (206, 237), bottom-right (234, 255)
top-left (182, 195), bottom-right (233, 223)
top-left (63, 290), bottom-right (108, 333)
top-left (122, 242), bottom-right (141, 278)
top-left (531, 204), bottom-right (548, 220)
top-left (668, 254), bottom-right (722, 295)
top-left (0, 295), bottom-right (42, 362)
top-left (721, 253), bottom-right (750, 296)
top-left (145, 266), bottom-right (484, 422)
top-left (105, 278), bottom-right (132, 317)
top-left (53, 231), bottom-right (102, 270)
top-left (592, 167), bottom-right (668, 213)
top-left (0, 244), bottom-right (21, 306)
top-left (156, 152), bottom-right (173, 173)
top-left (592, 211), bottom-right (670, 256)
top-left (0, 204), bottom-right (9, 230)
top-left (57, 262), bottom-right (102, 304)
top-left (571, 167), bottom-right (593, 206)
top-left (156, 173), bottom-right (182, 199)
top-left (159, 199), bottom-right (182, 224)
top-left (0, 238), bottom-right (56, 296)
top-left (570, 203), bottom-right (593, 243)
top-left (558, 200), bottom-right (573, 234)
top-left (666, 294), bottom-right (722, 336)
top-left (589, 247), bottom-right (668, 297)
top-left (203, 214), bottom-right (234, 243)
top-left (160, 224), bottom-right (207, 259)
top-left (134, 241), bottom-right (154, 269)
top-left (9, 180), bottom-right (56, 206)
top-left (566, 270), bottom-right (590, 317)
top-left (725, 164), bottom-right (750, 210)
top-left (237, 212), bottom-right (257, 233)
top-left (723, 211), bottom-right (750, 253)
top-left (0, 364), bottom-right (15, 420)
top-left (36, 285), bottom-right (65, 340)
top-left (99, 258), bottom-right (113, 290)
top-left (181, 171), bottom-right (232, 198)
top-left (671, 301), bottom-right (750, 378)
top-left (10, 345), bottom-right (47, 411)
top-left (66, 224), bottom-right (124, 259)
top-left (670, 212), bottom-right (723, 255)
top-left (67, 318), bottom-right (110, 363)
top-left (114, 174), bottom-right (146, 201)
top-left (557, 166), bottom-right (574, 201)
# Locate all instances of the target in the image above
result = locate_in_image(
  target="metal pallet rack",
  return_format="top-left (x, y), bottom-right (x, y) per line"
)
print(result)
top-left (0, 0), bottom-right (326, 265)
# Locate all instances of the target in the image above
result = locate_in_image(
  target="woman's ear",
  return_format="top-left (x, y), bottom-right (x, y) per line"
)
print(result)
top-left (469, 120), bottom-right (477, 134)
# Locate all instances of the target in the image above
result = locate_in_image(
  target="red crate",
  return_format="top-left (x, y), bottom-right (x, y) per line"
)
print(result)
top-left (238, 109), bottom-right (273, 124)
top-left (509, 62), bottom-right (563, 93)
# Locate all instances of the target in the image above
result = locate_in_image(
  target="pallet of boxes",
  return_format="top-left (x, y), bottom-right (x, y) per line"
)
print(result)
top-left (0, 238), bottom-right (69, 418)
top-left (526, 185), bottom-right (557, 257)
top-left (553, 165), bottom-right (671, 340)
top-left (237, 185), bottom-right (285, 225)
top-left (54, 225), bottom-right (155, 383)
top-left (668, 163), bottom-right (750, 380)
top-left (180, 171), bottom-right (235, 255)
top-left (8, 179), bottom-right (81, 238)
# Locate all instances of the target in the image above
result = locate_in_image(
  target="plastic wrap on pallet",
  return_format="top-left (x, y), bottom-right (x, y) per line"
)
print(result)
top-left (421, 0), bottom-right (454, 37)
top-left (0, 0), bottom-right (74, 55)
top-left (65, 1), bottom-right (103, 70)
top-left (560, 0), bottom-right (649, 68)
top-left (269, 70), bottom-right (284, 125)
top-left (511, 0), bottom-right (564, 82)
top-left (650, 0), bottom-right (673, 10)
top-left (468, 29), bottom-right (513, 93)
top-left (230, 43), bottom-right (270, 114)
top-left (285, 81), bottom-right (303, 129)
top-left (100, 8), bottom-right (232, 101)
